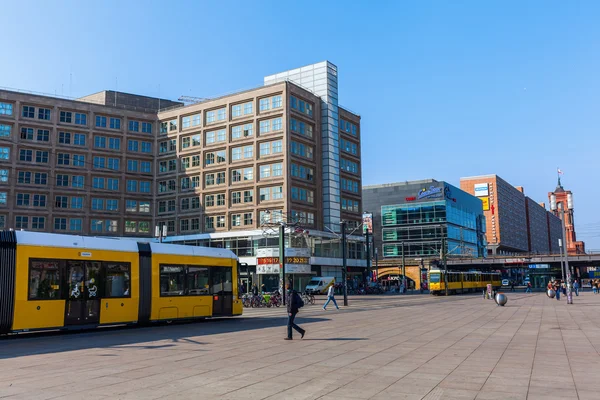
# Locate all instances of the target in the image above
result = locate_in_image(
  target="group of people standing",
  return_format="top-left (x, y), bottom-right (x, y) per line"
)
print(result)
top-left (547, 279), bottom-right (582, 300)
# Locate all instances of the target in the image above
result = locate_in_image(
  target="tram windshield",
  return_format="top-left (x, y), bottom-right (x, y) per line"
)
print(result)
top-left (429, 273), bottom-right (441, 283)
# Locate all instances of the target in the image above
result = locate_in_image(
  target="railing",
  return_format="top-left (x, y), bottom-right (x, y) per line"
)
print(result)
top-left (0, 86), bottom-right (160, 114)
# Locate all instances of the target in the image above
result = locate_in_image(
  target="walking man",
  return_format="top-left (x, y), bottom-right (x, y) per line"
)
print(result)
top-left (573, 280), bottom-right (580, 296)
top-left (323, 284), bottom-right (339, 310)
top-left (285, 284), bottom-right (305, 340)
top-left (525, 282), bottom-right (532, 293)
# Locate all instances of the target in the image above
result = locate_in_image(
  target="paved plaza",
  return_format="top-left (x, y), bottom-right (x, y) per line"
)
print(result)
top-left (1, 292), bottom-right (600, 400)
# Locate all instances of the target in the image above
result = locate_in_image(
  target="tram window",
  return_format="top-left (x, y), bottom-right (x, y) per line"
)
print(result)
top-left (186, 267), bottom-right (210, 295)
top-left (223, 268), bottom-right (232, 292)
top-left (160, 266), bottom-right (185, 296)
top-left (212, 267), bottom-right (224, 294)
top-left (430, 273), bottom-right (440, 283)
top-left (105, 263), bottom-right (131, 297)
top-left (29, 260), bottom-right (61, 300)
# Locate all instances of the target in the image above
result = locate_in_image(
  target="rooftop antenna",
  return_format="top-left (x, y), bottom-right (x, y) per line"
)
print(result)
top-left (115, 77), bottom-right (118, 106)
top-left (158, 84), bottom-right (161, 110)
top-left (69, 70), bottom-right (72, 97)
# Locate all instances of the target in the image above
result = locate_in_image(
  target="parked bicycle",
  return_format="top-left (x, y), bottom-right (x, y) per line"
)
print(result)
top-left (301, 291), bottom-right (316, 305)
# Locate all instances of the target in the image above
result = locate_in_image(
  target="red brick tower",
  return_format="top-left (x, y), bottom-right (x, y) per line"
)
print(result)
top-left (548, 177), bottom-right (585, 254)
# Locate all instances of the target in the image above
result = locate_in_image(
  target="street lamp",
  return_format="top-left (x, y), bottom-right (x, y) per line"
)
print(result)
top-left (550, 193), bottom-right (573, 304)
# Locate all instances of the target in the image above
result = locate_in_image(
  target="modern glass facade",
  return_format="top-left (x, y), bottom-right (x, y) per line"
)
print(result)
top-left (264, 61), bottom-right (342, 232)
top-left (380, 183), bottom-right (486, 258)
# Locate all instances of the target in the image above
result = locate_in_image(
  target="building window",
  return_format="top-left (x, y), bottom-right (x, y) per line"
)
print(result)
top-left (75, 113), bottom-right (87, 125)
top-left (290, 96), bottom-right (313, 117)
top-left (216, 193), bottom-right (225, 206)
top-left (140, 181), bottom-right (151, 193)
top-left (127, 160), bottom-right (138, 172)
top-left (74, 133), bottom-right (86, 146)
top-left (96, 116), bottom-right (107, 128)
top-left (231, 214), bottom-right (241, 227)
top-left (71, 175), bottom-right (84, 188)
top-left (93, 177), bottom-right (105, 190)
top-left (15, 216), bottom-right (28, 229)
top-left (109, 137), bottom-right (121, 150)
top-left (141, 142), bottom-right (152, 153)
top-left (290, 141), bottom-right (313, 160)
top-left (57, 153), bottom-right (70, 166)
top-left (205, 216), bottom-right (214, 229)
top-left (70, 197), bottom-right (83, 209)
top-left (34, 194), bottom-right (47, 207)
top-left (0, 124), bottom-right (10, 138)
top-left (142, 122), bottom-right (152, 133)
top-left (128, 140), bottom-right (139, 152)
top-left (92, 198), bottom-right (104, 211)
top-left (259, 98), bottom-right (270, 112)
top-left (54, 218), bottom-right (67, 231)
top-left (59, 111), bottom-right (72, 123)
top-left (244, 212), bottom-right (253, 226)
top-left (127, 180), bottom-right (138, 192)
top-left (206, 129), bottom-right (226, 144)
top-left (128, 120), bottom-right (140, 132)
top-left (231, 104), bottom-right (242, 118)
top-left (0, 102), bottom-right (13, 116)
top-left (244, 101), bottom-right (253, 115)
top-left (58, 131), bottom-right (71, 144)
top-left (36, 129), bottom-right (50, 142)
top-left (22, 106), bottom-right (35, 119)
top-left (35, 151), bottom-right (49, 164)
top-left (169, 119), bottom-right (177, 132)
top-left (0, 192), bottom-right (6, 206)
top-left (19, 149), bottom-right (32, 162)
top-left (205, 195), bottom-right (214, 207)
top-left (21, 127), bottom-right (34, 140)
top-left (38, 108), bottom-right (51, 120)
top-left (217, 108), bottom-right (226, 121)
top-left (16, 193), bottom-right (30, 206)
top-left (107, 178), bottom-right (119, 191)
top-left (0, 147), bottom-right (9, 160)
top-left (232, 192), bottom-right (241, 205)
top-left (341, 158), bottom-right (359, 174)
top-left (0, 169), bottom-right (7, 182)
top-left (32, 216), bottom-right (45, 230)
top-left (70, 218), bottom-right (82, 231)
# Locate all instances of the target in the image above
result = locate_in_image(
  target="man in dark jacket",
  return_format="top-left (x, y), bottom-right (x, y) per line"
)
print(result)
top-left (285, 285), bottom-right (305, 340)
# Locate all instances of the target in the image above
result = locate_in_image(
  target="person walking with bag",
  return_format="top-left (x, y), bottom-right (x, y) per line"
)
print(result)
top-left (285, 284), bottom-right (305, 340)
top-left (323, 283), bottom-right (339, 310)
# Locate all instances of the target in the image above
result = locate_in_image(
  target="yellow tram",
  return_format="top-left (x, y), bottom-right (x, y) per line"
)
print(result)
top-left (428, 269), bottom-right (501, 295)
top-left (0, 231), bottom-right (243, 334)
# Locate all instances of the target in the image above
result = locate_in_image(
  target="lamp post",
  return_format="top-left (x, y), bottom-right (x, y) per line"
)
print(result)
top-left (341, 220), bottom-right (348, 306)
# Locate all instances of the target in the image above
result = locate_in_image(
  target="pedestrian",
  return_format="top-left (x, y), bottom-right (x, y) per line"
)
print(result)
top-left (555, 282), bottom-right (561, 300)
top-left (573, 280), bottom-right (579, 296)
top-left (562, 282), bottom-right (567, 296)
top-left (285, 284), bottom-right (305, 340)
top-left (252, 284), bottom-right (259, 296)
top-left (323, 283), bottom-right (339, 310)
top-left (510, 281), bottom-right (515, 292)
top-left (526, 282), bottom-right (532, 293)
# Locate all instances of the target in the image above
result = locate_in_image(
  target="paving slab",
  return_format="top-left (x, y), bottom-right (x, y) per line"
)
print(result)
top-left (1, 293), bottom-right (599, 399)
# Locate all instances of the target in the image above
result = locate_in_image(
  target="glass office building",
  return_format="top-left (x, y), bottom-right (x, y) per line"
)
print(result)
top-left (366, 180), bottom-right (486, 259)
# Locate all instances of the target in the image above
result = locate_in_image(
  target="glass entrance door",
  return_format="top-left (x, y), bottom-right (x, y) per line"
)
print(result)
top-left (65, 261), bottom-right (101, 325)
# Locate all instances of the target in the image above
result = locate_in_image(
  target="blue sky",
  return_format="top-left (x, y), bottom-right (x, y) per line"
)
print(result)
top-left (3, 0), bottom-right (599, 249)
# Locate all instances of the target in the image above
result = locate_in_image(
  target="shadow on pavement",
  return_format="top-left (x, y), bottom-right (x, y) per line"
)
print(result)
top-left (0, 316), bottom-right (330, 360)
top-left (299, 338), bottom-right (367, 341)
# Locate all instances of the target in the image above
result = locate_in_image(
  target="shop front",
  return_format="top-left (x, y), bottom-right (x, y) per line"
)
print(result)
top-left (256, 248), bottom-right (315, 293)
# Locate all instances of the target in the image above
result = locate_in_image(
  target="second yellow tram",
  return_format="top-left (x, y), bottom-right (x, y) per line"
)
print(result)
top-left (428, 269), bottom-right (501, 295)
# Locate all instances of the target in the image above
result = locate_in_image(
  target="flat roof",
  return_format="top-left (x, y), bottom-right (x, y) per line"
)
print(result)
top-left (363, 179), bottom-right (439, 190)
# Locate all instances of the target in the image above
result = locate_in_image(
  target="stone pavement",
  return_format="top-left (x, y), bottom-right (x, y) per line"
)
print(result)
top-left (1, 292), bottom-right (600, 400)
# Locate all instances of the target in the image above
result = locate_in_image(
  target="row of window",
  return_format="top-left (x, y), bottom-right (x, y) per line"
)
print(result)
top-left (159, 265), bottom-right (232, 297)
top-left (341, 178), bottom-right (360, 193)
top-left (342, 198), bottom-right (360, 213)
top-left (341, 158), bottom-right (359, 174)
top-left (290, 96), bottom-right (314, 118)
top-left (340, 119), bottom-right (358, 136)
top-left (9, 170), bottom-right (152, 193)
top-left (290, 118), bottom-right (314, 139)
top-left (0, 102), bottom-right (153, 134)
top-left (8, 194), bottom-right (146, 213)
top-left (13, 215), bottom-right (150, 234)
top-left (157, 163), bottom-right (283, 193)
top-left (291, 186), bottom-right (315, 204)
top-left (290, 163), bottom-right (314, 182)
top-left (290, 141), bottom-right (314, 160)
top-left (340, 138), bottom-right (358, 156)
top-left (29, 260), bottom-right (130, 300)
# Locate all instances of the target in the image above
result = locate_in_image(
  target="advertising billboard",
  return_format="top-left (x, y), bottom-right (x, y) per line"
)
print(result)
top-left (362, 212), bottom-right (373, 234)
top-left (481, 197), bottom-right (490, 211)
top-left (474, 183), bottom-right (489, 197)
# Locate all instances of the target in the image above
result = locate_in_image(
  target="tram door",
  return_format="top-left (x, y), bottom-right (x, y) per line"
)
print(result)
top-left (65, 261), bottom-right (101, 325)
top-left (212, 267), bottom-right (233, 316)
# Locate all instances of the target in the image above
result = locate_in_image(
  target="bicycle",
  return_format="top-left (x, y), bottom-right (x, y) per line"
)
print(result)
top-left (301, 291), bottom-right (315, 305)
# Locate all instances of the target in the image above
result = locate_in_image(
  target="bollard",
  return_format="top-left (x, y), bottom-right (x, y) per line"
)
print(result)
top-left (495, 293), bottom-right (507, 306)
top-left (547, 289), bottom-right (556, 299)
